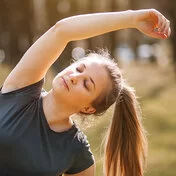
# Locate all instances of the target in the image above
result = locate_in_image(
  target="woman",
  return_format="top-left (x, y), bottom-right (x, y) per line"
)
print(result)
top-left (0, 9), bottom-right (170, 176)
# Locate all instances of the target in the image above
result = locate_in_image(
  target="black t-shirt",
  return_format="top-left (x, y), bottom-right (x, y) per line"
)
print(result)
top-left (0, 79), bottom-right (94, 176)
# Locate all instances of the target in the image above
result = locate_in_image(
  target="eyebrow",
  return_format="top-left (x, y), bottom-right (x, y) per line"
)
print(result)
top-left (83, 63), bottom-right (96, 90)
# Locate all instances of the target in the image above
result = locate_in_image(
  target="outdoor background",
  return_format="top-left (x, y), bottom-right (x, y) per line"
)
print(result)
top-left (0, 0), bottom-right (176, 176)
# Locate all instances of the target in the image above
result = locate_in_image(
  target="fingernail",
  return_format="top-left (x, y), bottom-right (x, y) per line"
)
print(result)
top-left (163, 34), bottom-right (167, 38)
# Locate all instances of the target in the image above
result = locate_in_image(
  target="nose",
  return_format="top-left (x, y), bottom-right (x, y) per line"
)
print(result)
top-left (69, 72), bottom-right (86, 85)
top-left (70, 74), bottom-right (77, 85)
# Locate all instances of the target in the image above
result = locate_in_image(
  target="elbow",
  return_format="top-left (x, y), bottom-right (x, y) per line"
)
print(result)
top-left (53, 20), bottom-right (71, 42)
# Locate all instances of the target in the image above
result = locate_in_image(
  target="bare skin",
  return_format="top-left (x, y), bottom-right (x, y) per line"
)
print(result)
top-left (1, 9), bottom-right (171, 176)
top-left (42, 59), bottom-right (112, 132)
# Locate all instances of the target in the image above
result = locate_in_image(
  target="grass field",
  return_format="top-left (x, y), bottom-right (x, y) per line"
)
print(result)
top-left (0, 63), bottom-right (176, 176)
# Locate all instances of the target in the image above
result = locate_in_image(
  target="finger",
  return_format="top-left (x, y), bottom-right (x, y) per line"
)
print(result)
top-left (157, 16), bottom-right (166, 32)
top-left (153, 18), bottom-right (167, 35)
top-left (156, 32), bottom-right (167, 39)
top-left (167, 27), bottom-right (171, 37)
top-left (157, 14), bottom-right (163, 30)
top-left (151, 9), bottom-right (170, 38)
top-left (150, 31), bottom-right (167, 39)
top-left (152, 9), bottom-right (163, 29)
top-left (163, 20), bottom-right (171, 36)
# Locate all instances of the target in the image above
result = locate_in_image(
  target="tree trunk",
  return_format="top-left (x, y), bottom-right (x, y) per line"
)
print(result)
top-left (0, 0), bottom-right (33, 66)
top-left (46, 0), bottom-right (73, 72)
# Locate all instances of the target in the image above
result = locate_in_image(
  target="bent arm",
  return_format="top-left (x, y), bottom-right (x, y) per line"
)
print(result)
top-left (2, 10), bottom-right (169, 93)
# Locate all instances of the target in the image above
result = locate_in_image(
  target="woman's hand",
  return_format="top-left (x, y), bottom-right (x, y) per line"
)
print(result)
top-left (133, 9), bottom-right (171, 39)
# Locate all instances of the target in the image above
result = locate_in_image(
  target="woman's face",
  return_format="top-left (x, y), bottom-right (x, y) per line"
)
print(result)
top-left (52, 58), bottom-right (112, 114)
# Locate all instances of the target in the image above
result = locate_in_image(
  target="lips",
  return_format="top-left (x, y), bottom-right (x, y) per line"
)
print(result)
top-left (61, 77), bottom-right (69, 91)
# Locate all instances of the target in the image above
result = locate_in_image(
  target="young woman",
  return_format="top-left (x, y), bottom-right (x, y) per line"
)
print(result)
top-left (0, 9), bottom-right (170, 176)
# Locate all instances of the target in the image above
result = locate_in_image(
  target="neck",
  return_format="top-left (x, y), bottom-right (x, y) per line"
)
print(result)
top-left (42, 90), bottom-right (76, 132)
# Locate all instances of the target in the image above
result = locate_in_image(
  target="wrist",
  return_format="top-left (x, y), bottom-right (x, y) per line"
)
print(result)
top-left (119, 10), bottom-right (138, 29)
top-left (127, 10), bottom-right (138, 29)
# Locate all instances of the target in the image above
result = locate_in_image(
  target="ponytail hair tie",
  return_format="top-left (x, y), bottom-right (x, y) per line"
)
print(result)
top-left (117, 84), bottom-right (124, 103)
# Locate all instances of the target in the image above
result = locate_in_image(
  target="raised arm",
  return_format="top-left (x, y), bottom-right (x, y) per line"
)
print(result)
top-left (2, 9), bottom-right (170, 93)
top-left (57, 9), bottom-right (170, 41)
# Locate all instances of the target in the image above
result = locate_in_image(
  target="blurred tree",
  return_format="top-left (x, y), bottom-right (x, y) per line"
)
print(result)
top-left (109, 0), bottom-right (119, 58)
top-left (32, 0), bottom-right (49, 35)
top-left (85, 0), bottom-right (119, 59)
top-left (0, 0), bottom-right (175, 76)
top-left (0, 0), bottom-right (10, 64)
top-left (129, 0), bottom-right (140, 61)
top-left (46, 0), bottom-right (74, 72)
top-left (0, 0), bottom-right (33, 66)
top-left (167, 0), bottom-right (176, 77)
top-left (144, 0), bottom-right (176, 75)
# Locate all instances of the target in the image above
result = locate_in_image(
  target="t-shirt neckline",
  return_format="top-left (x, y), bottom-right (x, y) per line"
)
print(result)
top-left (39, 96), bottom-right (76, 135)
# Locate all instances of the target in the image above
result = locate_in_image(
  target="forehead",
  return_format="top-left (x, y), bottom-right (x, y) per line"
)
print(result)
top-left (73, 57), bottom-right (102, 65)
top-left (75, 58), bottom-right (105, 73)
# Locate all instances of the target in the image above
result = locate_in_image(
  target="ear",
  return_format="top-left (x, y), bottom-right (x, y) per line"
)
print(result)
top-left (80, 106), bottom-right (96, 114)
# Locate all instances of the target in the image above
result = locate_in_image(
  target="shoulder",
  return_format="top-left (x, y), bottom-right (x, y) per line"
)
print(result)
top-left (1, 78), bottom-right (44, 95)
top-left (64, 126), bottom-right (95, 175)
top-left (0, 79), bottom-right (45, 116)
top-left (0, 78), bottom-right (44, 98)
top-left (72, 125), bottom-right (95, 163)
top-left (68, 124), bottom-right (94, 162)
top-left (72, 125), bottom-right (90, 149)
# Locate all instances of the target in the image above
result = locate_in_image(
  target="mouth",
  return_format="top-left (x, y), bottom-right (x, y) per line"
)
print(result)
top-left (61, 77), bottom-right (69, 91)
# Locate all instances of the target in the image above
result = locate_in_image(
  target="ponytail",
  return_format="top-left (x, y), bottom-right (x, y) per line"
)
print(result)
top-left (104, 84), bottom-right (148, 176)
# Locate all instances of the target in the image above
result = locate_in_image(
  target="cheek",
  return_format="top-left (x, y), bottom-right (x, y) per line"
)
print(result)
top-left (71, 89), bottom-right (94, 104)
top-left (62, 93), bottom-right (91, 108)
top-left (52, 77), bottom-right (60, 92)
top-left (72, 91), bottom-right (89, 101)
top-left (52, 77), bottom-right (65, 93)
top-left (76, 94), bottom-right (89, 102)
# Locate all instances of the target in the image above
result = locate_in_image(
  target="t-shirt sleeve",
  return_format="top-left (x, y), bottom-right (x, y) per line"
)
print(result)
top-left (65, 137), bottom-right (95, 174)
top-left (0, 79), bottom-right (44, 99)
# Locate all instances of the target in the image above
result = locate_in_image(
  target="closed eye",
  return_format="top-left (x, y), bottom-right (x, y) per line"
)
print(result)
top-left (76, 67), bottom-right (81, 72)
top-left (76, 64), bottom-right (94, 91)
top-left (76, 64), bottom-right (84, 73)
top-left (84, 80), bottom-right (89, 91)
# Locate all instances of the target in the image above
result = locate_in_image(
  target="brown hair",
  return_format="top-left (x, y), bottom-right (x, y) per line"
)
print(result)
top-left (76, 50), bottom-right (148, 175)
top-left (104, 84), bottom-right (148, 176)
